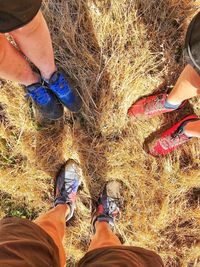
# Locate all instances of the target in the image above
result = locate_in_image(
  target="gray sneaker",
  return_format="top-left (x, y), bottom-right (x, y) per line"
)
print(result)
top-left (54, 160), bottom-right (82, 221)
top-left (91, 180), bottom-right (123, 234)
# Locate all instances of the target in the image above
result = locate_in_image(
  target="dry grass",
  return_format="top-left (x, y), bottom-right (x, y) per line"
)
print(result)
top-left (0, 0), bottom-right (200, 266)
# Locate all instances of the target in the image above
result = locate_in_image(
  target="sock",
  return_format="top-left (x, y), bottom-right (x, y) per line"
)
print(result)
top-left (164, 100), bottom-right (181, 109)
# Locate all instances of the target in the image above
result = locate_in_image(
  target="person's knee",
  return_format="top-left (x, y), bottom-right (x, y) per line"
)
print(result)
top-left (10, 10), bottom-right (42, 36)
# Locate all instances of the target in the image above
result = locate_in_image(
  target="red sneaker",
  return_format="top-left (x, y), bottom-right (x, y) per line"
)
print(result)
top-left (128, 93), bottom-right (185, 119)
top-left (148, 115), bottom-right (199, 156)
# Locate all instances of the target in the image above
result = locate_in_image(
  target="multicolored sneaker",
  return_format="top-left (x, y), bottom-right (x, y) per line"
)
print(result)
top-left (47, 71), bottom-right (82, 112)
top-left (91, 180), bottom-right (123, 234)
top-left (26, 82), bottom-right (63, 122)
top-left (148, 115), bottom-right (199, 156)
top-left (128, 93), bottom-right (185, 119)
top-left (54, 159), bottom-right (82, 221)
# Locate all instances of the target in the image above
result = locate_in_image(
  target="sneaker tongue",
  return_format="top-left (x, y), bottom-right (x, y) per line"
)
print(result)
top-left (27, 82), bottom-right (43, 92)
top-left (49, 71), bottom-right (59, 83)
top-left (106, 181), bottom-right (121, 199)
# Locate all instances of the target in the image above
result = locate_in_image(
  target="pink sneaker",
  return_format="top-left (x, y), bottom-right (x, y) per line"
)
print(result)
top-left (128, 93), bottom-right (185, 119)
top-left (148, 115), bottom-right (199, 156)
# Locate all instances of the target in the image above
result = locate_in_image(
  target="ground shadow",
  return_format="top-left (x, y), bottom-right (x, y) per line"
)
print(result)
top-left (133, 0), bottom-right (197, 93)
top-left (40, 0), bottom-right (112, 201)
top-left (69, 0), bottom-right (111, 200)
top-left (35, 119), bottom-right (66, 177)
top-left (134, 0), bottom-right (195, 81)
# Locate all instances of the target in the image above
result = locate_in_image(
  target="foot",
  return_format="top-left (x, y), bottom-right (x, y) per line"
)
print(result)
top-left (147, 115), bottom-right (199, 156)
top-left (47, 71), bottom-right (82, 112)
top-left (54, 159), bottom-right (82, 221)
top-left (128, 93), bottom-right (185, 119)
top-left (26, 82), bottom-right (63, 122)
top-left (91, 180), bottom-right (123, 234)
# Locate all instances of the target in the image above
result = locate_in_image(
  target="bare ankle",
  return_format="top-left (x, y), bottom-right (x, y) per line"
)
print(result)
top-left (184, 120), bottom-right (200, 138)
top-left (41, 66), bottom-right (57, 81)
top-left (24, 72), bottom-right (40, 86)
top-left (166, 95), bottom-right (182, 106)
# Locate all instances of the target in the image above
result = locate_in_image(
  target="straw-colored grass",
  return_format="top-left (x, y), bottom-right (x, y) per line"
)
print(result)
top-left (0, 0), bottom-right (199, 266)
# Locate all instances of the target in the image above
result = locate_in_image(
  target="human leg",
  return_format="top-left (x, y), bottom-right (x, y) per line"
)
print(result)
top-left (10, 10), bottom-right (83, 112)
top-left (167, 64), bottom-right (200, 104)
top-left (1, 6), bottom-right (82, 112)
top-left (34, 204), bottom-right (69, 267)
top-left (88, 221), bottom-right (121, 251)
top-left (184, 119), bottom-right (200, 137)
top-left (10, 10), bottom-right (56, 80)
top-left (0, 34), bottom-right (63, 122)
top-left (0, 34), bottom-right (39, 85)
top-left (35, 160), bottom-right (82, 266)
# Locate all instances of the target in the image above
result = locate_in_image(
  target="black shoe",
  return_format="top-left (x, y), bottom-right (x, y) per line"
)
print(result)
top-left (91, 181), bottom-right (123, 234)
top-left (26, 82), bottom-right (63, 122)
top-left (47, 71), bottom-right (82, 112)
top-left (54, 159), bottom-right (82, 221)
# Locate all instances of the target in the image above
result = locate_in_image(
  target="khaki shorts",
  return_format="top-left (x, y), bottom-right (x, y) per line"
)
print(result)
top-left (0, 217), bottom-right (60, 267)
top-left (0, 217), bottom-right (164, 267)
top-left (77, 246), bottom-right (164, 267)
top-left (0, 0), bottom-right (42, 33)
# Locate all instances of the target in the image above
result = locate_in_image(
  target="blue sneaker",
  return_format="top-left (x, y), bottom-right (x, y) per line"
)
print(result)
top-left (54, 159), bottom-right (82, 221)
top-left (47, 71), bottom-right (82, 112)
top-left (91, 181), bottom-right (124, 234)
top-left (27, 82), bottom-right (63, 122)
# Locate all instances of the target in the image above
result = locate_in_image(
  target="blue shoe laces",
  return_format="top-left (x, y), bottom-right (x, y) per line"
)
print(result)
top-left (27, 86), bottom-right (50, 106)
top-left (51, 72), bottom-right (72, 96)
top-left (55, 178), bottom-right (79, 209)
top-left (63, 178), bottom-right (79, 198)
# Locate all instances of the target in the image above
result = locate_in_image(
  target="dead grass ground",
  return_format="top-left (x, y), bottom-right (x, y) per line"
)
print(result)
top-left (0, 0), bottom-right (200, 266)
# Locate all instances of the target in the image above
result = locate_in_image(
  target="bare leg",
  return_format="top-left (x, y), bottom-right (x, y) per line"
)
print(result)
top-left (0, 34), bottom-right (39, 85)
top-left (88, 222), bottom-right (122, 252)
top-left (34, 204), bottom-right (69, 267)
top-left (184, 120), bottom-right (200, 137)
top-left (11, 10), bottom-right (56, 80)
top-left (167, 64), bottom-right (200, 104)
